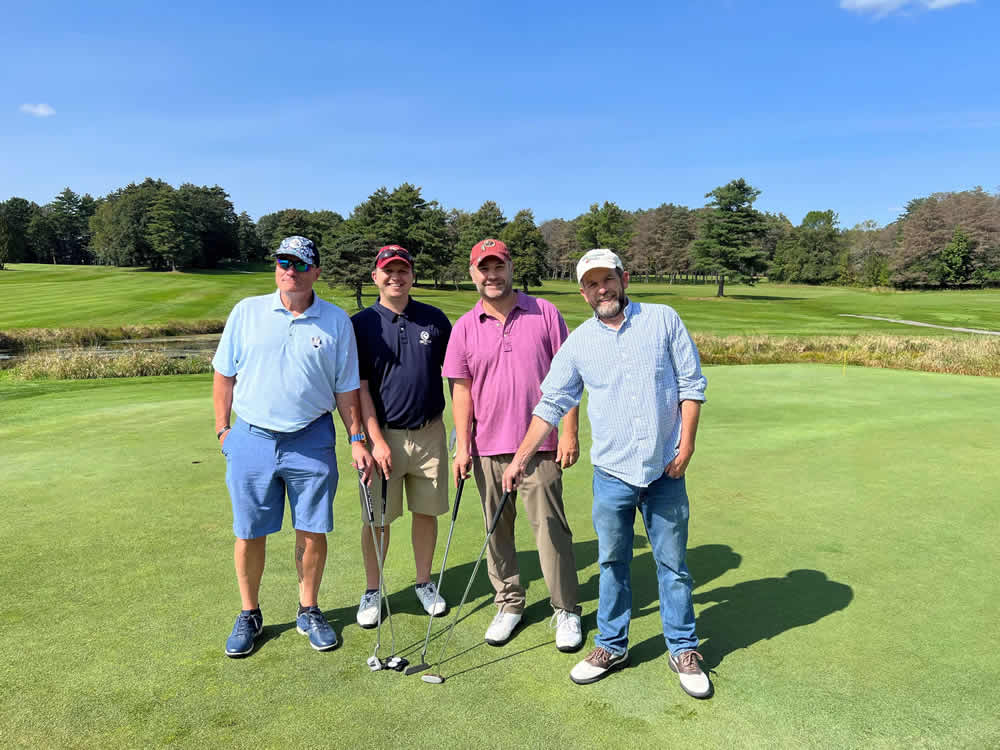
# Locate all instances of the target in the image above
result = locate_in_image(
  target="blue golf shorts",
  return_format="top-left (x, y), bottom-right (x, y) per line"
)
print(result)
top-left (222, 414), bottom-right (339, 539)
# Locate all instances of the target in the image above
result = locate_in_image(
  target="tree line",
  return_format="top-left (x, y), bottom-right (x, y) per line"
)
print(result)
top-left (3, 178), bottom-right (999, 295)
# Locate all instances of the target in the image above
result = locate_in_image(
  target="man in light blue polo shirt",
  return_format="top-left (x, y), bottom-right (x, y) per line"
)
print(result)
top-left (501, 249), bottom-right (713, 699)
top-left (213, 235), bottom-right (373, 658)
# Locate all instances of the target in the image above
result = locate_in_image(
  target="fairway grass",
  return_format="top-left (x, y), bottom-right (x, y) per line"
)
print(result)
top-left (2, 366), bottom-right (998, 748)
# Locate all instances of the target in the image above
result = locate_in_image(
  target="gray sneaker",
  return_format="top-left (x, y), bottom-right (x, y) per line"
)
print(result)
top-left (414, 582), bottom-right (446, 616)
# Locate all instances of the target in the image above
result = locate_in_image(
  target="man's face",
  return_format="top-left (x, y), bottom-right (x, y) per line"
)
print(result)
top-left (275, 256), bottom-right (321, 295)
top-left (470, 257), bottom-right (513, 301)
top-left (580, 267), bottom-right (629, 319)
top-left (372, 259), bottom-right (413, 300)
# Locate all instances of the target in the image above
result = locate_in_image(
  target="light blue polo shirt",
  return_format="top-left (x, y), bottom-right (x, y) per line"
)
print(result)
top-left (213, 290), bottom-right (361, 433)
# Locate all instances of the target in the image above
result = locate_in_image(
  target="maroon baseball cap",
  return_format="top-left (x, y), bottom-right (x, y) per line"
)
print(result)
top-left (375, 244), bottom-right (412, 269)
top-left (469, 239), bottom-right (510, 266)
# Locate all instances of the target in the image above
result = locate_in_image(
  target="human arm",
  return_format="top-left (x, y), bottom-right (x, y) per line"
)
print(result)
top-left (335, 388), bottom-right (374, 482)
top-left (213, 371), bottom-right (236, 446)
top-left (359, 379), bottom-right (391, 480)
top-left (449, 377), bottom-right (473, 488)
top-left (501, 415), bottom-right (558, 491)
top-left (555, 406), bottom-right (580, 469)
top-left (664, 399), bottom-right (700, 478)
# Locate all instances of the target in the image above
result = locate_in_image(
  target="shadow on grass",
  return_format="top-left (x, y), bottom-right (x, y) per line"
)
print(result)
top-left (253, 601), bottom-right (359, 653)
top-left (629, 565), bottom-right (853, 671)
top-left (719, 294), bottom-right (806, 301)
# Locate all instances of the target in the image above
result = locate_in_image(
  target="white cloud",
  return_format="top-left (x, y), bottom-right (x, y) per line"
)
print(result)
top-left (840, 0), bottom-right (974, 15)
top-left (19, 103), bottom-right (56, 117)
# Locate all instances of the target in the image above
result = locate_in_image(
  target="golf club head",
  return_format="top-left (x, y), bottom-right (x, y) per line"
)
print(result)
top-left (367, 656), bottom-right (384, 672)
top-left (404, 662), bottom-right (429, 676)
top-left (387, 656), bottom-right (408, 672)
top-left (421, 673), bottom-right (445, 684)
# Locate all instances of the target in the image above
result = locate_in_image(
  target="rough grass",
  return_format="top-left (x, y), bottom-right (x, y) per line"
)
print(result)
top-left (695, 334), bottom-right (1000, 376)
top-left (0, 320), bottom-right (224, 352)
top-left (2, 367), bottom-right (998, 748)
top-left (7, 349), bottom-right (213, 379)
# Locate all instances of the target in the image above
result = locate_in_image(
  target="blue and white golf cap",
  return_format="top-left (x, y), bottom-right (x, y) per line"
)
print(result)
top-left (274, 236), bottom-right (320, 267)
top-left (576, 248), bottom-right (623, 283)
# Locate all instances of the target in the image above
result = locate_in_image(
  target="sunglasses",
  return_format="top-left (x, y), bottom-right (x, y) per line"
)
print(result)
top-left (377, 247), bottom-right (412, 264)
top-left (277, 258), bottom-right (313, 272)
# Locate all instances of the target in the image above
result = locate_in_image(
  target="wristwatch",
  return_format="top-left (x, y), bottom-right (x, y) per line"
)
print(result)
top-left (348, 433), bottom-right (367, 445)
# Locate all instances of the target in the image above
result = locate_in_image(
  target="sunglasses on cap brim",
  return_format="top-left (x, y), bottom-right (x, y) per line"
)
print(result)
top-left (377, 247), bottom-right (412, 265)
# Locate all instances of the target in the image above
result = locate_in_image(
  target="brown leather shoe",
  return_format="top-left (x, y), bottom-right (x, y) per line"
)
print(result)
top-left (570, 647), bottom-right (630, 685)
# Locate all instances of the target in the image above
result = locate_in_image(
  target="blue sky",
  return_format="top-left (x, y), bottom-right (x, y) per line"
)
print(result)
top-left (2, 0), bottom-right (996, 229)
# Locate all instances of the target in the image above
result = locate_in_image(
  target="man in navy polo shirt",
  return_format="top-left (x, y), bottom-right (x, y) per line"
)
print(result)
top-left (351, 245), bottom-right (453, 626)
top-left (213, 236), bottom-right (373, 657)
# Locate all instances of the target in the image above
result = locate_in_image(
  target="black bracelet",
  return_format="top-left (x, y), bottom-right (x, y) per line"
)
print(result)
top-left (217, 426), bottom-right (231, 439)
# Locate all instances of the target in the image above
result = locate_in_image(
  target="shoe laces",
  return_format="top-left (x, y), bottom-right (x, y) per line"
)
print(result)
top-left (675, 650), bottom-right (704, 674)
top-left (550, 609), bottom-right (580, 634)
top-left (302, 609), bottom-right (326, 631)
top-left (234, 611), bottom-right (258, 636)
top-left (418, 582), bottom-right (440, 602)
top-left (585, 647), bottom-right (616, 667)
top-left (491, 609), bottom-right (508, 626)
top-left (360, 591), bottom-right (380, 608)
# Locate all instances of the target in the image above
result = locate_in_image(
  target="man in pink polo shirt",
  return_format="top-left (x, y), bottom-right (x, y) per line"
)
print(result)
top-left (443, 238), bottom-right (583, 652)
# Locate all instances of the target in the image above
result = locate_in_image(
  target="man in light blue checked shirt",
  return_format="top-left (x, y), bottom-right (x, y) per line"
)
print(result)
top-left (502, 249), bottom-right (712, 699)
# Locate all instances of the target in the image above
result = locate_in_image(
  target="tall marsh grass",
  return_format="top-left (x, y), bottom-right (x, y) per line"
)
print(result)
top-left (0, 320), bottom-right (225, 352)
top-left (694, 334), bottom-right (1000, 377)
top-left (10, 350), bottom-right (213, 380)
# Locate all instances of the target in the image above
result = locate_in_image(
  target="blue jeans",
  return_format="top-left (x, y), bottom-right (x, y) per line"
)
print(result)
top-left (591, 468), bottom-right (698, 656)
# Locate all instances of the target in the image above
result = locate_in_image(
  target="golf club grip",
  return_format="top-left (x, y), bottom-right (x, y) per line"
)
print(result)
top-left (451, 477), bottom-right (465, 521)
top-left (357, 470), bottom-right (376, 523)
top-left (487, 491), bottom-right (511, 535)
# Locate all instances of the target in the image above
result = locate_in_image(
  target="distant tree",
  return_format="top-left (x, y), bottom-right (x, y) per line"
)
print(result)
top-left (500, 209), bottom-right (548, 292)
top-left (770, 210), bottom-right (843, 284)
top-left (0, 197), bottom-right (38, 262)
top-left (538, 218), bottom-right (581, 280)
top-left (236, 212), bottom-right (265, 263)
top-left (0, 212), bottom-right (11, 269)
top-left (146, 187), bottom-right (198, 271)
top-left (692, 178), bottom-right (766, 296)
top-left (322, 219), bottom-right (370, 310)
top-left (449, 201), bottom-right (508, 283)
top-left (937, 227), bottom-right (974, 285)
top-left (576, 201), bottom-right (634, 262)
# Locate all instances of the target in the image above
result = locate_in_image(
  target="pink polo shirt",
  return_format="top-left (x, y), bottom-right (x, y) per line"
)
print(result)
top-left (443, 292), bottom-right (568, 456)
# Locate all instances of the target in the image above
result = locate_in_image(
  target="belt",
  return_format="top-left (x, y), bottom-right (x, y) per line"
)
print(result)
top-left (386, 415), bottom-right (440, 431)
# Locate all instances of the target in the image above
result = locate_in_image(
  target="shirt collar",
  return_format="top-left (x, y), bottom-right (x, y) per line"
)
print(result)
top-left (271, 289), bottom-right (319, 318)
top-left (374, 299), bottom-right (411, 322)
top-left (475, 291), bottom-right (526, 320)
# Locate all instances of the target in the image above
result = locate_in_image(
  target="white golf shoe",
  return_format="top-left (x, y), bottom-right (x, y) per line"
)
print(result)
top-left (553, 609), bottom-right (583, 652)
top-left (414, 582), bottom-right (447, 616)
top-left (484, 608), bottom-right (522, 646)
top-left (668, 649), bottom-right (713, 698)
top-left (356, 590), bottom-right (381, 629)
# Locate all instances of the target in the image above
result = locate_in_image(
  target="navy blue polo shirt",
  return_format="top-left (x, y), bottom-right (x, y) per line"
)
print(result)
top-left (351, 299), bottom-right (452, 429)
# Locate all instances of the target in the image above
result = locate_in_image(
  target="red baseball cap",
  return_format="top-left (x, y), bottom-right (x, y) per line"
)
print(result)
top-left (375, 244), bottom-right (412, 269)
top-left (470, 238), bottom-right (510, 266)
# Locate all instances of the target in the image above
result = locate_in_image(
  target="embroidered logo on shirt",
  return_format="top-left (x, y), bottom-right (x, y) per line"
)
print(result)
top-left (419, 330), bottom-right (431, 345)
top-left (311, 336), bottom-right (322, 349)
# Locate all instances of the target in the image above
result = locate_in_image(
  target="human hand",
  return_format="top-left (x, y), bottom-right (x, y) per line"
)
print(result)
top-left (452, 449), bottom-right (472, 488)
top-left (665, 446), bottom-right (693, 479)
top-left (556, 433), bottom-right (579, 469)
top-left (352, 442), bottom-right (374, 483)
top-left (501, 460), bottom-right (526, 493)
top-left (372, 439), bottom-right (392, 481)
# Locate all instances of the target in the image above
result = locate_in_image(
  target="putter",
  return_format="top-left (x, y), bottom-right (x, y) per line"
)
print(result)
top-left (405, 476), bottom-right (466, 676)
top-left (358, 471), bottom-right (405, 671)
top-left (377, 474), bottom-right (407, 671)
top-left (422, 489), bottom-right (512, 685)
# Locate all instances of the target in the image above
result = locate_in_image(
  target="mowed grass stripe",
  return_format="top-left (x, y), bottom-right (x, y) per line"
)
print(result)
top-left (2, 366), bottom-right (998, 748)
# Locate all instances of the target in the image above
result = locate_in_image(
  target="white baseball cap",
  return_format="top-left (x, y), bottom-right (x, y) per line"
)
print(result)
top-left (576, 248), bottom-right (624, 283)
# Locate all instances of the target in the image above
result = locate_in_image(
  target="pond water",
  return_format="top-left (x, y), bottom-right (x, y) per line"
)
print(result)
top-left (0, 333), bottom-right (222, 367)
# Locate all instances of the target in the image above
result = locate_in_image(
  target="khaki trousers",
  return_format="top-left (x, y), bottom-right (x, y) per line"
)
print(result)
top-left (472, 452), bottom-right (579, 615)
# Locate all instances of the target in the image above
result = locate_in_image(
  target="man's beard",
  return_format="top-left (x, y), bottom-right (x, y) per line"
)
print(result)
top-left (593, 293), bottom-right (624, 319)
top-left (475, 279), bottom-right (511, 300)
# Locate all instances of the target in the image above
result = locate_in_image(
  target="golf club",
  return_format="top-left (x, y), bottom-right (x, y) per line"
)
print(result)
top-left (358, 470), bottom-right (405, 671)
top-left (377, 474), bottom-right (407, 671)
top-left (421, 489), bottom-right (512, 685)
top-left (404, 476), bottom-right (466, 676)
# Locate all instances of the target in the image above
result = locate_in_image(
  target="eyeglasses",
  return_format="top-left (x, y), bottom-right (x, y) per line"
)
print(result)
top-left (377, 247), bottom-right (412, 265)
top-left (277, 258), bottom-right (312, 272)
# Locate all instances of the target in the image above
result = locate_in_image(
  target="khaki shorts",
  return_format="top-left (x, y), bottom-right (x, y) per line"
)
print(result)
top-left (360, 417), bottom-right (449, 525)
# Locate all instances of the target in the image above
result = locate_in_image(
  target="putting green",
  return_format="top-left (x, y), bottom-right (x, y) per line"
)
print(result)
top-left (1, 365), bottom-right (998, 748)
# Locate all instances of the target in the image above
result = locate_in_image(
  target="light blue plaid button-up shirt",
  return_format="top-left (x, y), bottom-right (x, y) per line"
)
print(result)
top-left (533, 300), bottom-right (707, 487)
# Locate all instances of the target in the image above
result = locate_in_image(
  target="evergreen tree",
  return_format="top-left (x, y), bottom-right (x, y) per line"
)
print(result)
top-left (500, 209), bottom-right (548, 292)
top-left (692, 178), bottom-right (766, 296)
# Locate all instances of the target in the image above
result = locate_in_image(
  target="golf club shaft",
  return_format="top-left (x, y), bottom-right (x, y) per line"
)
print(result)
top-left (416, 477), bottom-right (465, 663)
top-left (379, 473), bottom-right (397, 656)
top-left (358, 471), bottom-right (386, 661)
top-left (427, 490), bottom-right (511, 676)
